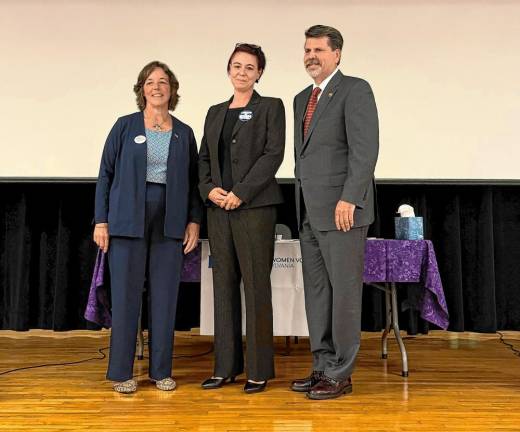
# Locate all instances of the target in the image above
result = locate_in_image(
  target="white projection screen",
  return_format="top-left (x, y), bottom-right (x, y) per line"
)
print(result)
top-left (1, 0), bottom-right (519, 180)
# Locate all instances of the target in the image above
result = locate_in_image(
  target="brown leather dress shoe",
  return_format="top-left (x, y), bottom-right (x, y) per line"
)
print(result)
top-left (290, 371), bottom-right (324, 392)
top-left (307, 375), bottom-right (352, 400)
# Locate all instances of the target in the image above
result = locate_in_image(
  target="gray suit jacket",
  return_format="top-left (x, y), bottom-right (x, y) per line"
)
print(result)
top-left (294, 71), bottom-right (379, 230)
top-left (199, 91), bottom-right (285, 208)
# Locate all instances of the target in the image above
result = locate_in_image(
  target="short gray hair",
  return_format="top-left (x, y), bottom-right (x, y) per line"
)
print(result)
top-left (305, 25), bottom-right (344, 51)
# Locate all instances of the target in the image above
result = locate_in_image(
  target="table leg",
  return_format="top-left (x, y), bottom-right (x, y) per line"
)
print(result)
top-left (390, 282), bottom-right (409, 377)
top-left (381, 285), bottom-right (391, 359)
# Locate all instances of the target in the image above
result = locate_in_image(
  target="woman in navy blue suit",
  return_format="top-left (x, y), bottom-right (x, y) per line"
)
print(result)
top-left (93, 61), bottom-right (202, 393)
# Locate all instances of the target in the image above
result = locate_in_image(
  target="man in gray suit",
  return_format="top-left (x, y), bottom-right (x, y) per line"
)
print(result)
top-left (291, 25), bottom-right (379, 400)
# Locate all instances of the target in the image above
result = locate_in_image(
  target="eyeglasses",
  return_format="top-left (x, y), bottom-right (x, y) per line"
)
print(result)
top-left (235, 42), bottom-right (261, 50)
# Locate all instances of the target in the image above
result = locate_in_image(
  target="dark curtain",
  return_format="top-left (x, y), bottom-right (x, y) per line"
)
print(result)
top-left (363, 184), bottom-right (520, 333)
top-left (1, 182), bottom-right (519, 332)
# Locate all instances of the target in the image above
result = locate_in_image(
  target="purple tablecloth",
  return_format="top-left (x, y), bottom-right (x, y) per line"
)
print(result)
top-left (85, 240), bottom-right (449, 330)
top-left (84, 249), bottom-right (111, 328)
top-left (364, 239), bottom-right (449, 330)
top-left (180, 246), bottom-right (201, 283)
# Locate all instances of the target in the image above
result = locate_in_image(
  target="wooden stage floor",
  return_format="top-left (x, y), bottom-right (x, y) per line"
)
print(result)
top-left (0, 330), bottom-right (519, 432)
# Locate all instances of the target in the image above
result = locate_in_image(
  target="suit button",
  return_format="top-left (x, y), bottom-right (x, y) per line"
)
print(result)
top-left (232, 139), bottom-right (236, 143)
top-left (300, 155), bottom-right (306, 159)
top-left (232, 159), bottom-right (238, 164)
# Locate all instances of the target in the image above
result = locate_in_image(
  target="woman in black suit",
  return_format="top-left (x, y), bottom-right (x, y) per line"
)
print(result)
top-left (198, 44), bottom-right (285, 393)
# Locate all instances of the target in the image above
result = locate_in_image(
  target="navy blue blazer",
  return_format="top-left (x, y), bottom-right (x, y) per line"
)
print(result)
top-left (94, 112), bottom-right (202, 239)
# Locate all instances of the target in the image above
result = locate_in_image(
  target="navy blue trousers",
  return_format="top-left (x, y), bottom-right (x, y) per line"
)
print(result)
top-left (106, 183), bottom-right (183, 382)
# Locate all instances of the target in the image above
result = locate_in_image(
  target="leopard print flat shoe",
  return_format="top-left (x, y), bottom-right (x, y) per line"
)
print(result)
top-left (113, 379), bottom-right (137, 394)
top-left (152, 377), bottom-right (177, 391)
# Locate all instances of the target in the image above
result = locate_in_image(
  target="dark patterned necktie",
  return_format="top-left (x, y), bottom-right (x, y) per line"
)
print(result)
top-left (303, 87), bottom-right (321, 137)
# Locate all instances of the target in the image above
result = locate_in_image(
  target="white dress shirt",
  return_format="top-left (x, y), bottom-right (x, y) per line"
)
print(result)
top-left (313, 67), bottom-right (340, 101)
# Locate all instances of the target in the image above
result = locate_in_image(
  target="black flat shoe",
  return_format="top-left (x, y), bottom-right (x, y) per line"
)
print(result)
top-left (244, 380), bottom-right (267, 394)
top-left (201, 376), bottom-right (236, 389)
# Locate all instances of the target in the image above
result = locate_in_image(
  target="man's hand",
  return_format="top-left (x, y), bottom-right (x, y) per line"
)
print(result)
top-left (221, 191), bottom-right (243, 211)
top-left (335, 200), bottom-right (356, 232)
top-left (208, 187), bottom-right (228, 206)
top-left (93, 223), bottom-right (109, 253)
top-left (183, 222), bottom-right (200, 254)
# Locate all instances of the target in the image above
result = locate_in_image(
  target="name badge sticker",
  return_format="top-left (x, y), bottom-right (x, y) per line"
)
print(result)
top-left (238, 110), bottom-right (253, 122)
top-left (134, 135), bottom-right (146, 144)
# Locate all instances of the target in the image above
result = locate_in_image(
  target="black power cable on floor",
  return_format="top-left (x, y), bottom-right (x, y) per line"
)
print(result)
top-left (497, 331), bottom-right (520, 357)
top-left (0, 338), bottom-right (214, 377)
top-left (0, 346), bottom-right (110, 376)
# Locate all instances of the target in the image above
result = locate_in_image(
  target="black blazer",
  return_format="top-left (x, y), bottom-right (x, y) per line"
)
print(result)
top-left (198, 91), bottom-right (285, 208)
top-left (94, 112), bottom-right (202, 239)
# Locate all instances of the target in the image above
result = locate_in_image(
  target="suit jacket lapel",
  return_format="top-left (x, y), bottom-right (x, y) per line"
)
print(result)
top-left (231, 90), bottom-right (261, 138)
top-left (136, 111), bottom-right (147, 180)
top-left (295, 86), bottom-right (312, 155)
top-left (301, 70), bottom-right (343, 154)
top-left (209, 102), bottom-right (228, 152)
top-left (168, 114), bottom-right (180, 162)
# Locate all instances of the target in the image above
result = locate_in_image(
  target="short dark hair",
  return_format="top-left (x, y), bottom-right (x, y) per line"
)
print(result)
top-left (227, 43), bottom-right (266, 83)
top-left (305, 24), bottom-right (344, 51)
top-left (133, 61), bottom-right (180, 111)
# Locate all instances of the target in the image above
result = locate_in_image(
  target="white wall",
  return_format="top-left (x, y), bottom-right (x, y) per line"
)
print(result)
top-left (1, 0), bottom-right (519, 179)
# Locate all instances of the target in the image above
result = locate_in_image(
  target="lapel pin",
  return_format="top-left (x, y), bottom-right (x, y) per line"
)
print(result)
top-left (134, 135), bottom-right (146, 144)
top-left (239, 110), bottom-right (253, 122)
top-left (328, 92), bottom-right (334, 97)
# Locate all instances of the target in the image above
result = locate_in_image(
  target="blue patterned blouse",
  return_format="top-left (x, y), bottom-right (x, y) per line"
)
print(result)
top-left (145, 129), bottom-right (172, 184)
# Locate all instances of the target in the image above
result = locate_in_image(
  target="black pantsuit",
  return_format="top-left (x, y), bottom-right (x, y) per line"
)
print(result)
top-left (208, 206), bottom-right (277, 381)
top-left (198, 91), bottom-right (286, 382)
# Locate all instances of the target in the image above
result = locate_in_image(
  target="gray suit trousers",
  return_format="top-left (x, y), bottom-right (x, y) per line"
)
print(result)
top-left (299, 210), bottom-right (368, 381)
top-left (207, 205), bottom-right (276, 381)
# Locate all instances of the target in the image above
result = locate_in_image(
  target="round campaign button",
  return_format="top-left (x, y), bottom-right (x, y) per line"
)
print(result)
top-left (238, 110), bottom-right (253, 122)
top-left (134, 135), bottom-right (146, 144)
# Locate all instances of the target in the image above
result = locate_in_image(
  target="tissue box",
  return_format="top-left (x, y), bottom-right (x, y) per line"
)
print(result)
top-left (394, 217), bottom-right (424, 240)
